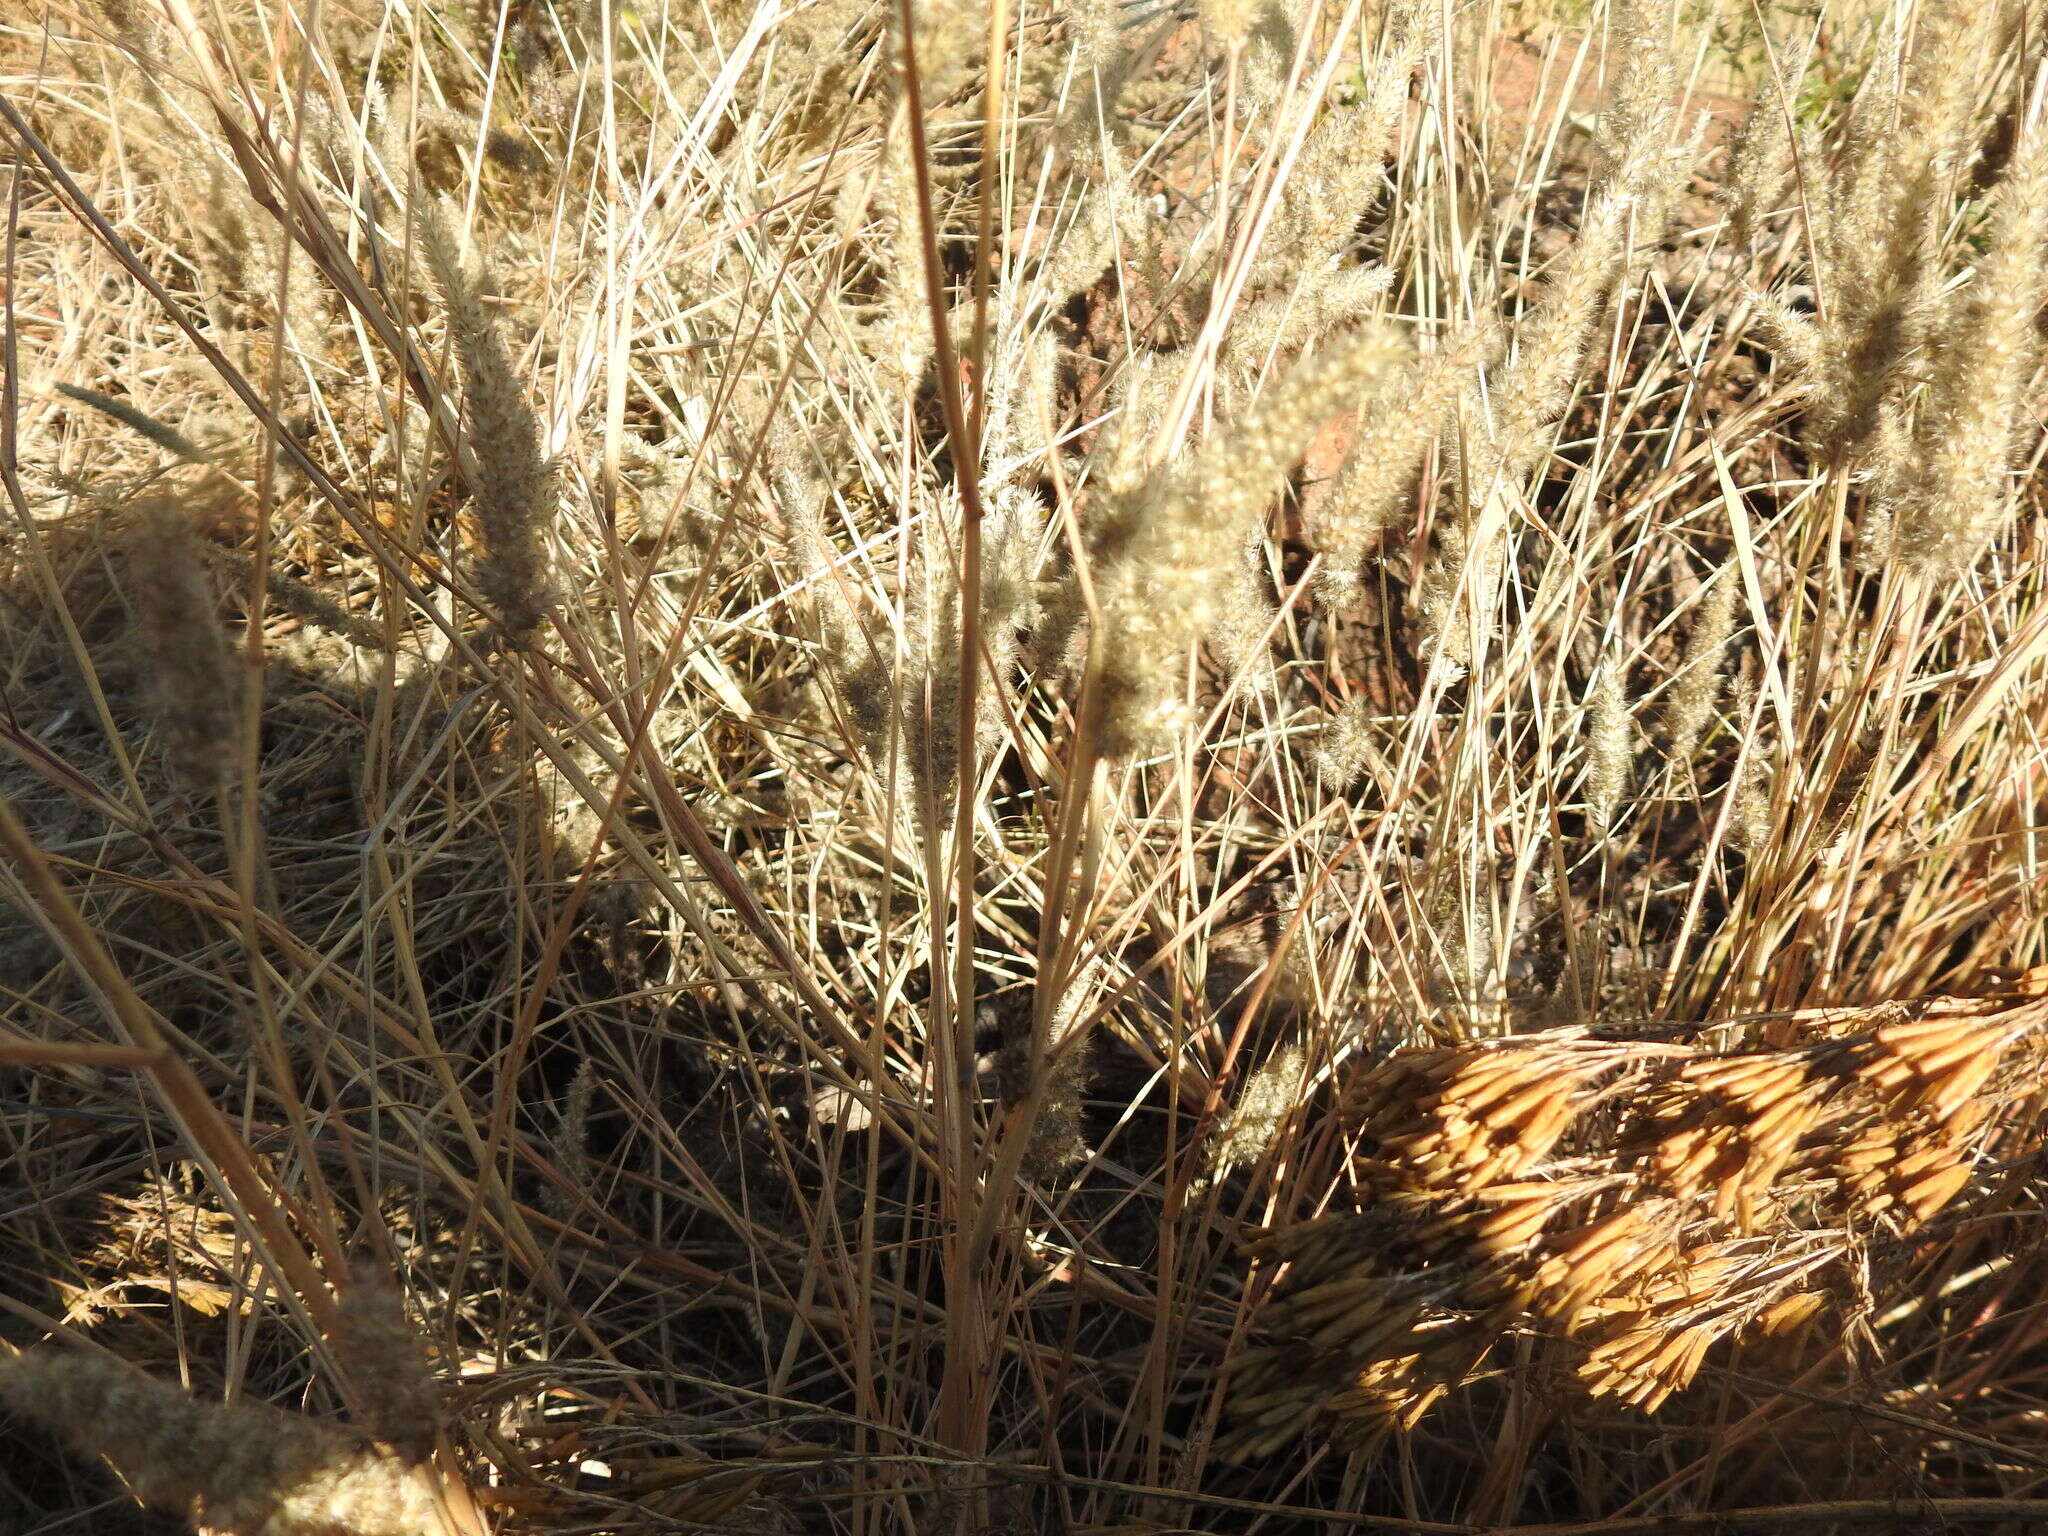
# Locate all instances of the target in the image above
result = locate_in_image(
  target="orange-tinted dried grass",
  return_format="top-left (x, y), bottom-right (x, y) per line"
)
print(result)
top-left (1227, 970), bottom-right (2048, 1455)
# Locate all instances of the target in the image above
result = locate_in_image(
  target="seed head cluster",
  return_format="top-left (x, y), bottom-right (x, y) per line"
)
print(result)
top-left (1091, 325), bottom-right (1407, 758)
top-left (1225, 973), bottom-right (2047, 1456)
top-left (1420, 0), bottom-right (1690, 669)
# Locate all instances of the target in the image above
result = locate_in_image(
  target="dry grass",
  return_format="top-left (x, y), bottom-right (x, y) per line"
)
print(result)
top-left (1231, 972), bottom-right (2048, 1455)
top-left (2, 0), bottom-right (2047, 1530)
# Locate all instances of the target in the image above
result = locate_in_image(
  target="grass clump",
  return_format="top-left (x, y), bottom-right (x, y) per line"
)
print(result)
top-left (2, 0), bottom-right (2047, 1530)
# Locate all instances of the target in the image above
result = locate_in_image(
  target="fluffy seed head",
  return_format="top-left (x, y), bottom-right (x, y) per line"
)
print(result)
top-left (0, 1351), bottom-right (452, 1536)
top-left (1870, 91), bottom-right (2048, 574)
top-left (1213, 1045), bottom-right (1308, 1175)
top-left (1660, 565), bottom-right (1740, 768)
top-left (1586, 661), bottom-right (1633, 831)
top-left (1092, 324), bottom-right (1407, 757)
top-left (123, 498), bottom-right (239, 788)
top-left (414, 198), bottom-right (555, 637)
top-left (333, 1262), bottom-right (438, 1461)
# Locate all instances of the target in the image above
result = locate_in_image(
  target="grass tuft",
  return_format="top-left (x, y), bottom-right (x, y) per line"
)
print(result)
top-left (3, 0), bottom-right (2047, 1530)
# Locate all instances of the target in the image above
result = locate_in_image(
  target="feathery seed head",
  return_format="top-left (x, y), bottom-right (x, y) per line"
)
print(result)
top-left (1869, 90), bottom-right (2048, 574)
top-left (1315, 697), bottom-right (1390, 792)
top-left (1311, 325), bottom-right (1494, 608)
top-left (413, 198), bottom-right (556, 637)
top-left (1586, 661), bottom-right (1633, 831)
top-left (1093, 324), bottom-right (1407, 757)
top-left (1213, 1045), bottom-right (1308, 1175)
top-left (333, 1262), bottom-right (438, 1462)
top-left (123, 498), bottom-right (239, 789)
top-left (0, 1352), bottom-right (450, 1536)
top-left (872, 120), bottom-right (939, 397)
top-left (1200, 0), bottom-right (1271, 52)
top-left (1011, 1031), bottom-right (1096, 1181)
top-left (898, 0), bottom-right (980, 104)
top-left (1660, 564), bottom-right (1740, 768)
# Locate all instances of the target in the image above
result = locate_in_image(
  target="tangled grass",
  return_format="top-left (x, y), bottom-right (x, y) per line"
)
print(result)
top-left (2, 0), bottom-right (2047, 1530)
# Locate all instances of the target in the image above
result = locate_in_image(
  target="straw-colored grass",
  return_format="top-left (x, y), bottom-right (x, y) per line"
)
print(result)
top-left (2, 0), bottom-right (2046, 1530)
top-left (1231, 971), bottom-right (2048, 1456)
